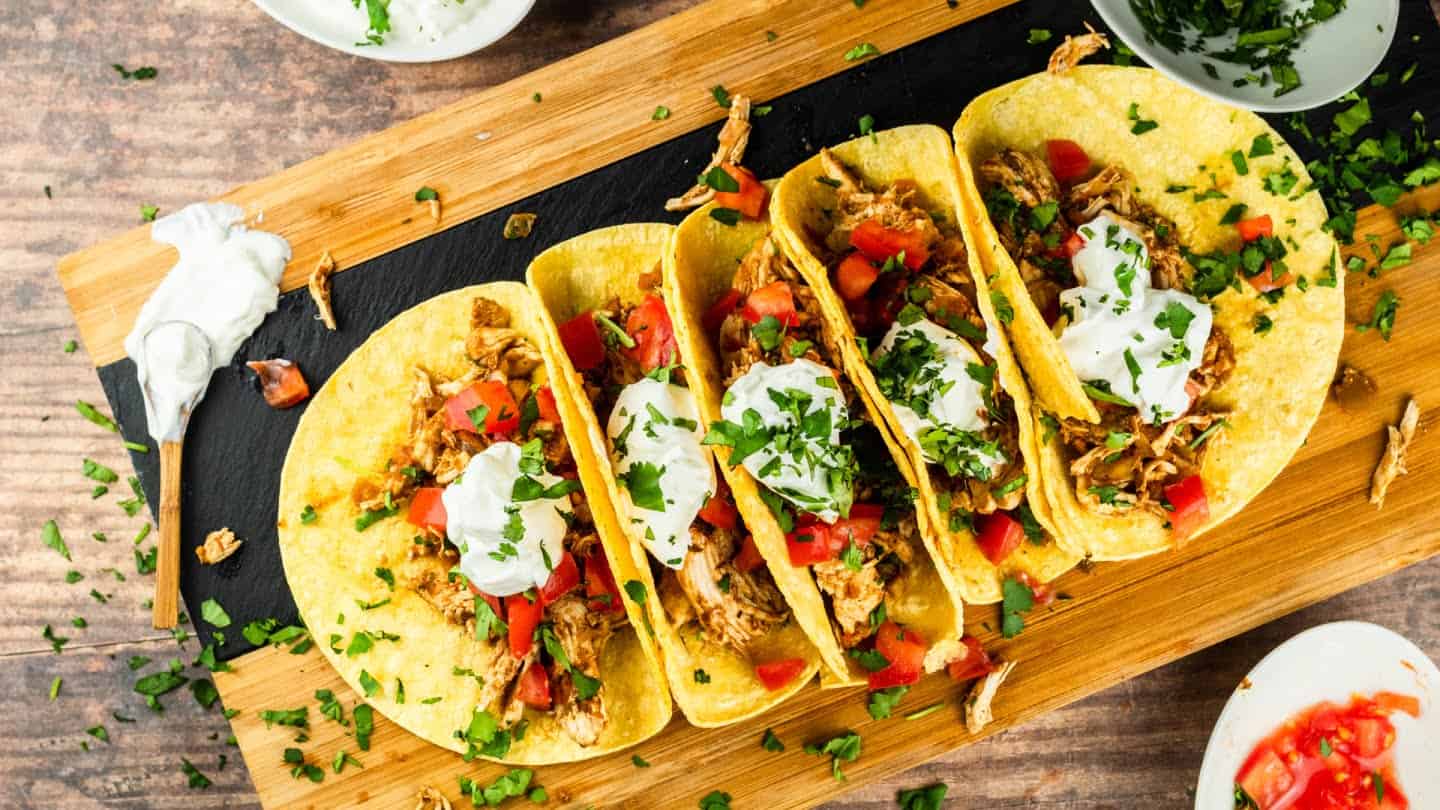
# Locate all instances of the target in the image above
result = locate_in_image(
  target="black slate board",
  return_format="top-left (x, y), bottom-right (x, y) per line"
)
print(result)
top-left (96, 0), bottom-right (1439, 660)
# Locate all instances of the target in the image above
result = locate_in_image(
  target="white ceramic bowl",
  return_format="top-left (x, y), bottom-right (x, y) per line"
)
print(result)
top-left (251, 0), bottom-right (535, 63)
top-left (1195, 621), bottom-right (1440, 808)
top-left (1090, 0), bottom-right (1399, 112)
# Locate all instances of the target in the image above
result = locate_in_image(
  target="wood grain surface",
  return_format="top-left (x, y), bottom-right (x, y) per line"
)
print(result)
top-left (5, 2), bottom-right (1439, 810)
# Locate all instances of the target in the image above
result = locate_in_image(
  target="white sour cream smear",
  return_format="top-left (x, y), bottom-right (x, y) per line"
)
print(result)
top-left (1058, 212), bottom-right (1212, 422)
top-left (445, 442), bottom-right (569, 597)
top-left (606, 378), bottom-right (714, 569)
top-left (720, 358), bottom-right (849, 523)
top-left (124, 203), bottom-right (291, 442)
top-left (876, 317), bottom-right (1004, 474)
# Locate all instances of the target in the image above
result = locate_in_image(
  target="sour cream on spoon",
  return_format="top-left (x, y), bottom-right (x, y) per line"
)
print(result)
top-left (444, 442), bottom-right (570, 597)
top-left (719, 358), bottom-right (851, 523)
top-left (606, 377), bottom-right (714, 569)
top-left (875, 316), bottom-right (1005, 475)
top-left (1057, 212), bottom-right (1211, 423)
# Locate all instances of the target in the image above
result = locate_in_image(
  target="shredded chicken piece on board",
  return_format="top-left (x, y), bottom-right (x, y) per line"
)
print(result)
top-left (965, 659), bottom-right (1017, 734)
top-left (1047, 23), bottom-right (1109, 75)
top-left (195, 527), bottom-right (242, 565)
top-left (1371, 398), bottom-right (1420, 508)
top-left (666, 95), bottom-right (752, 211)
top-left (307, 250), bottom-right (338, 330)
top-left (415, 786), bottom-right (453, 810)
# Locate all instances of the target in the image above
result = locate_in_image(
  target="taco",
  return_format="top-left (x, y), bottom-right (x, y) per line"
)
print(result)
top-left (665, 180), bottom-right (963, 688)
top-left (769, 125), bottom-right (1078, 604)
top-left (526, 224), bottom-right (823, 726)
top-left (953, 66), bottom-right (1343, 559)
top-left (276, 282), bottom-right (670, 764)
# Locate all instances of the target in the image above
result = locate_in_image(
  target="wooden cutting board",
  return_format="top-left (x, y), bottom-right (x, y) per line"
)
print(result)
top-left (55, 0), bottom-right (1440, 806)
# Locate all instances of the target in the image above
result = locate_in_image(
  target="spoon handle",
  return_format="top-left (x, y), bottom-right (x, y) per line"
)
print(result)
top-left (152, 440), bottom-right (183, 629)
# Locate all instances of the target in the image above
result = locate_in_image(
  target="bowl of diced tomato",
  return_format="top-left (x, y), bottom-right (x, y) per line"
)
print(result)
top-left (1195, 622), bottom-right (1440, 809)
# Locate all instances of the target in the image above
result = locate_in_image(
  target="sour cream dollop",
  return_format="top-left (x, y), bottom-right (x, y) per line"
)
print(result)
top-left (720, 358), bottom-right (850, 523)
top-left (1058, 213), bottom-right (1212, 423)
top-left (606, 378), bottom-right (715, 569)
top-left (445, 442), bottom-right (569, 597)
top-left (124, 203), bottom-right (291, 442)
top-left (875, 317), bottom-right (1004, 475)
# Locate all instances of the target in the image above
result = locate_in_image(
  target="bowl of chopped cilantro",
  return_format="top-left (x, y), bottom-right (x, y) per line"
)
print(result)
top-left (1091, 0), bottom-right (1398, 112)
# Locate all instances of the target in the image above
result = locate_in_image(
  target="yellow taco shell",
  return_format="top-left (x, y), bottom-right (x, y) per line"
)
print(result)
top-left (276, 281), bottom-right (670, 763)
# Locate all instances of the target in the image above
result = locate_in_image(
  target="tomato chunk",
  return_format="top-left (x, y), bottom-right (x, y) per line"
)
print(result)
top-left (703, 289), bottom-right (744, 333)
top-left (1046, 139), bottom-right (1091, 184)
top-left (946, 635), bottom-right (996, 682)
top-left (1245, 261), bottom-right (1293, 293)
top-left (1236, 214), bottom-right (1273, 242)
top-left (406, 487), bottom-right (447, 533)
top-left (515, 660), bottom-right (551, 709)
top-left (867, 620), bottom-right (927, 690)
top-left (697, 485), bottom-right (739, 530)
top-left (755, 657), bottom-right (808, 691)
top-left (466, 581), bottom-right (504, 619)
top-left (849, 219), bottom-right (929, 269)
top-left (557, 311), bottom-right (606, 371)
top-left (1061, 230), bottom-right (1086, 259)
top-left (444, 381), bottom-right (520, 435)
top-left (584, 547), bottom-right (625, 613)
top-left (624, 293), bottom-right (679, 372)
top-left (741, 281), bottom-right (801, 327)
top-left (1163, 474), bottom-right (1209, 543)
top-left (830, 503), bottom-right (884, 548)
top-left (538, 551), bottom-right (581, 606)
top-left (713, 163), bottom-right (768, 219)
top-left (836, 253), bottom-right (881, 301)
top-left (733, 533), bottom-right (766, 573)
top-left (505, 594), bottom-right (542, 658)
top-left (1237, 747), bottom-right (1293, 809)
top-left (785, 523), bottom-right (837, 566)
top-left (246, 359), bottom-right (310, 409)
top-left (975, 511), bottom-right (1024, 566)
top-left (534, 385), bottom-right (562, 425)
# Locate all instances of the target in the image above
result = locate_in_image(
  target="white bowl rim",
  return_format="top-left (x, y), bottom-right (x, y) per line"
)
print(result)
top-left (249, 0), bottom-right (537, 64)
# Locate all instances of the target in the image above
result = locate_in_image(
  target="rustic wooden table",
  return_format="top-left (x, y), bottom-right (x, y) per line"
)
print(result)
top-left (3, 0), bottom-right (1436, 807)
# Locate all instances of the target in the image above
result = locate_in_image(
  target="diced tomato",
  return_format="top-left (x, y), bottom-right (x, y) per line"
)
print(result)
top-left (246, 359), bottom-right (310, 409)
top-left (713, 163), bottom-right (768, 219)
top-left (1353, 716), bottom-right (1390, 758)
top-left (624, 293), bottom-right (679, 372)
top-left (974, 511), bottom-right (1024, 566)
top-left (444, 381), bottom-right (520, 435)
top-left (703, 288), bottom-right (744, 333)
top-left (1045, 139), bottom-right (1091, 184)
top-left (867, 621), bottom-right (927, 690)
top-left (1236, 214), bottom-right (1273, 242)
top-left (734, 534), bottom-right (766, 573)
top-left (557, 311), bottom-right (606, 371)
top-left (1061, 230), bottom-right (1086, 259)
top-left (754, 657), bottom-right (808, 691)
top-left (537, 551), bottom-right (581, 606)
top-left (697, 487), bottom-right (739, 530)
top-left (534, 385), bottom-right (562, 424)
top-left (1245, 261), bottom-right (1294, 293)
top-left (1163, 475), bottom-right (1209, 543)
top-left (785, 523), bottom-right (836, 566)
top-left (584, 547), bottom-right (625, 613)
top-left (741, 281), bottom-right (801, 327)
top-left (1374, 691), bottom-right (1422, 718)
top-left (835, 253), bottom-right (880, 301)
top-left (830, 503), bottom-right (884, 548)
top-left (946, 635), bottom-right (996, 682)
top-left (406, 487), bottom-right (447, 533)
top-left (515, 660), bottom-right (552, 709)
top-left (505, 594), bottom-right (542, 658)
top-left (849, 219), bottom-right (929, 270)
top-left (1237, 747), bottom-right (1294, 809)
